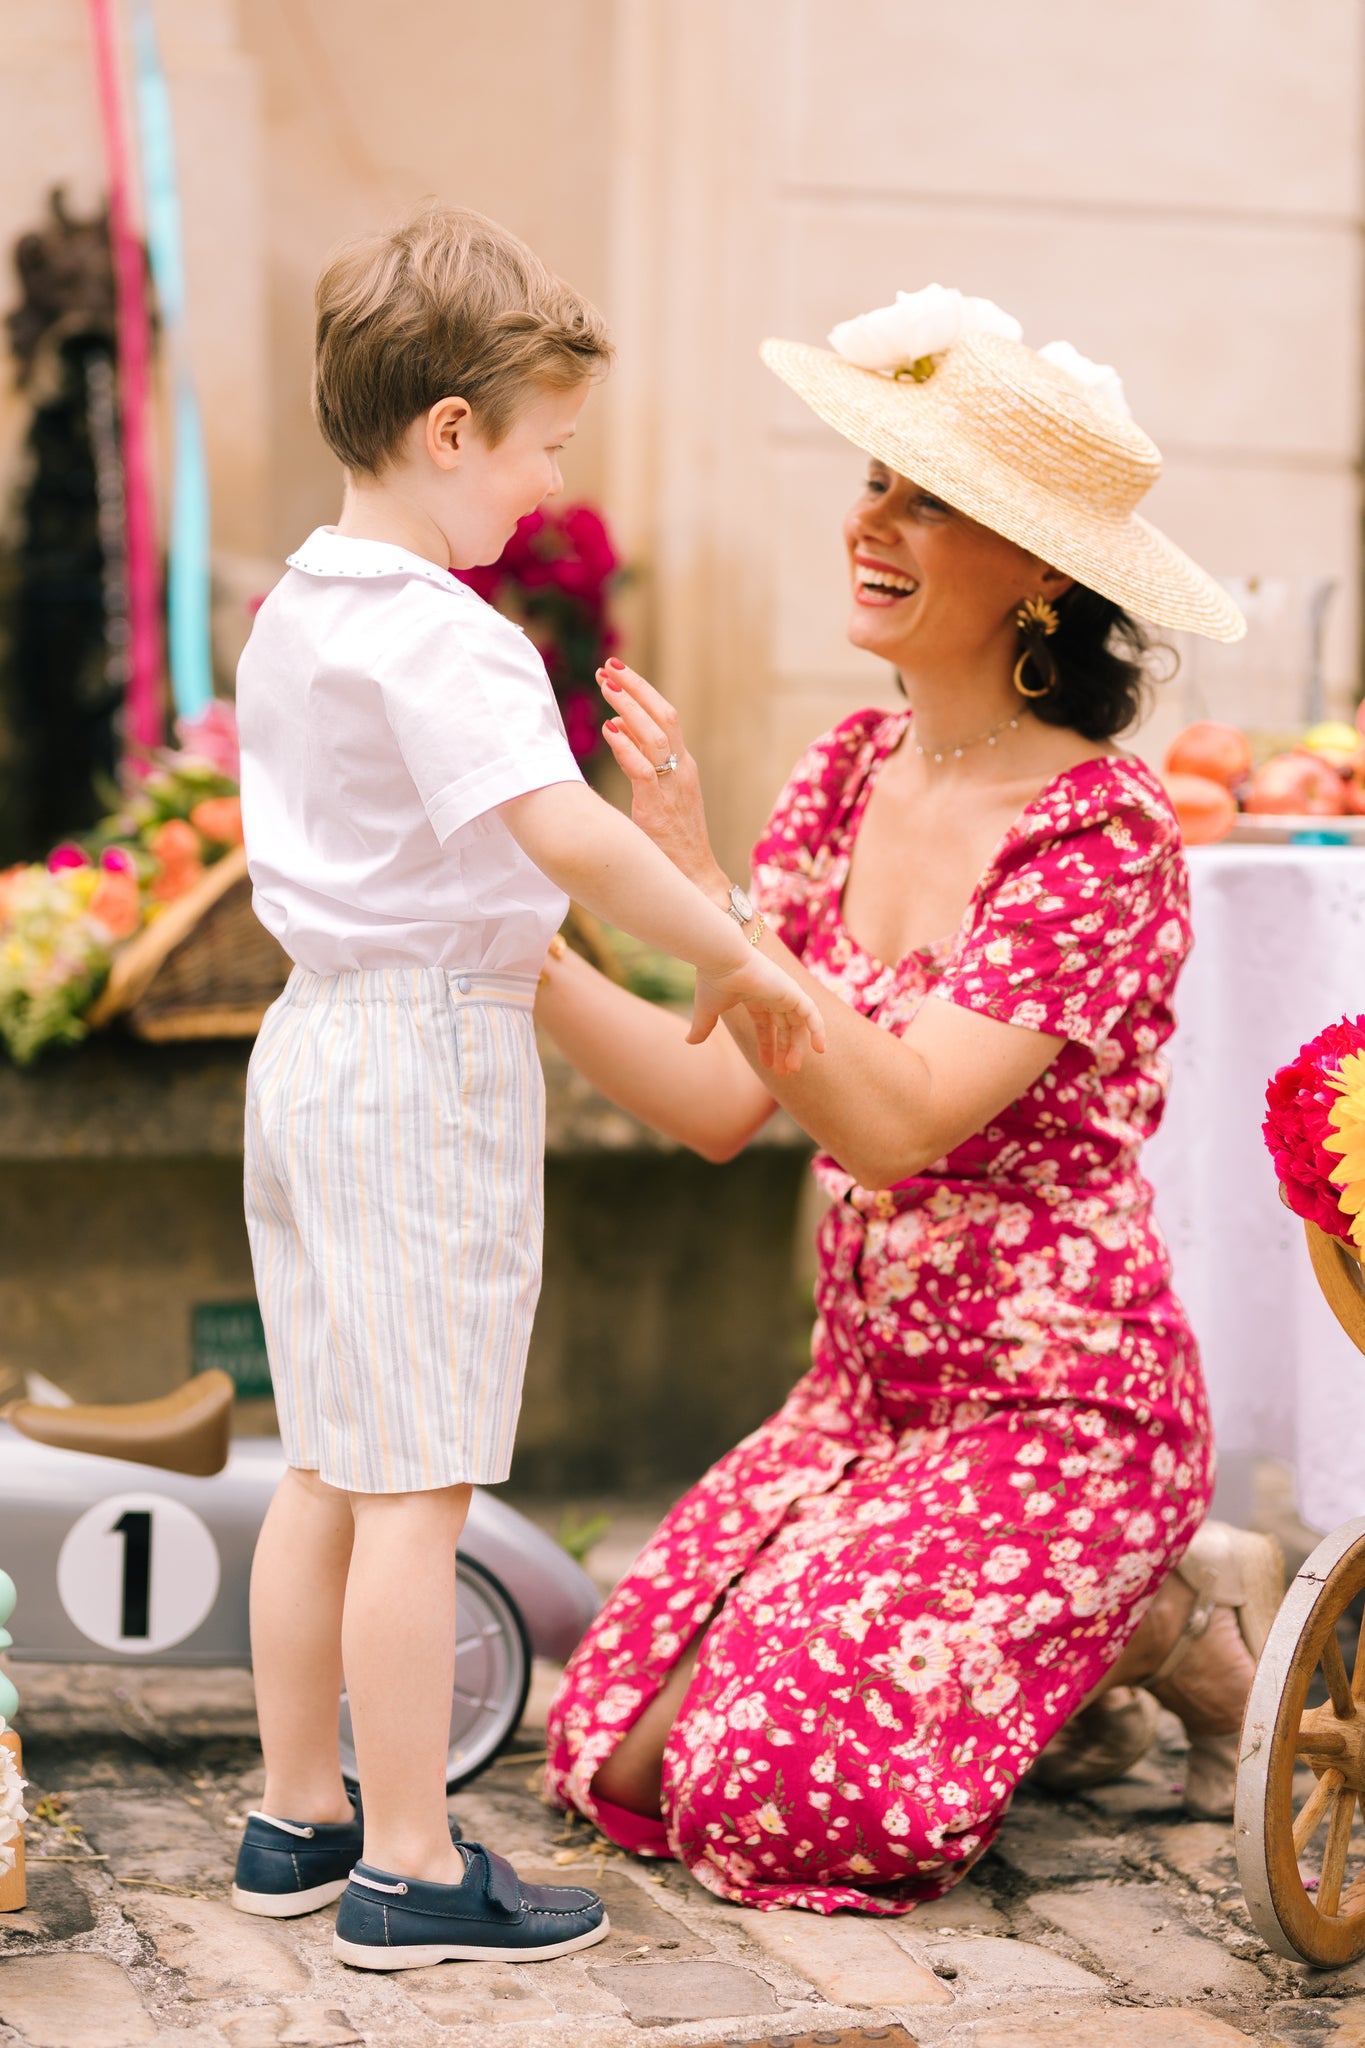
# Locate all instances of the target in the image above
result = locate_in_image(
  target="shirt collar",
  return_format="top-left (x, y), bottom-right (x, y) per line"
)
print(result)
top-left (285, 527), bottom-right (473, 593)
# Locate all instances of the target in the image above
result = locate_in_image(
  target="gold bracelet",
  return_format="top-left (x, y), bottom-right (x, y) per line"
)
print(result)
top-left (538, 931), bottom-right (569, 989)
top-left (747, 913), bottom-right (766, 947)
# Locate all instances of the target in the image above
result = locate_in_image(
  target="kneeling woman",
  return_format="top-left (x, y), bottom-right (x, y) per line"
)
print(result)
top-left (534, 294), bottom-right (1280, 1914)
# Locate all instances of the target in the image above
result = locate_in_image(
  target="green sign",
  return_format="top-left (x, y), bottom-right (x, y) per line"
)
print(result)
top-left (192, 1301), bottom-right (273, 1397)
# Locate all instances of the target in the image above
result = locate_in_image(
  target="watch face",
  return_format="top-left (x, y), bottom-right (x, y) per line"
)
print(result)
top-left (730, 885), bottom-right (755, 923)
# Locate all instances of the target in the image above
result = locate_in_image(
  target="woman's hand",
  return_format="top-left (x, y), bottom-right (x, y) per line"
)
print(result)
top-left (597, 660), bottom-right (727, 895)
top-left (690, 946), bottom-right (826, 1075)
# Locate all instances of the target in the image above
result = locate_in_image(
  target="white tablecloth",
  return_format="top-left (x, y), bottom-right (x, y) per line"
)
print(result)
top-left (1144, 845), bottom-right (1365, 1532)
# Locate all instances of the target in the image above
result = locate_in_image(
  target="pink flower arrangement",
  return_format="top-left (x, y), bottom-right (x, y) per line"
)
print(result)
top-left (1263, 1015), bottom-right (1365, 1239)
top-left (456, 502), bottom-right (620, 761)
top-left (0, 708), bottom-right (245, 1063)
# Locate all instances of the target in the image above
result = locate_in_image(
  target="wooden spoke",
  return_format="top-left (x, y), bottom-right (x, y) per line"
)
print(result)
top-left (1323, 1629), bottom-right (1356, 1721)
top-left (1353, 1612), bottom-right (1365, 1701)
top-left (1297, 1726), bottom-right (1348, 1755)
top-left (1294, 1768), bottom-right (1345, 1856)
top-left (1317, 1787), bottom-right (1358, 1917)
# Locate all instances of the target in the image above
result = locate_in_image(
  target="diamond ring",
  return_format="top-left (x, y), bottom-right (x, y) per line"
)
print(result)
top-left (654, 753), bottom-right (679, 777)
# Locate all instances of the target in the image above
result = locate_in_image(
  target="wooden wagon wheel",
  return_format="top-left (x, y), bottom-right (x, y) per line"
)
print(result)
top-left (1235, 1221), bottom-right (1365, 1964)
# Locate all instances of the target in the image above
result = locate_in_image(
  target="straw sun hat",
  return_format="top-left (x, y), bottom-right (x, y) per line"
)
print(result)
top-left (761, 288), bottom-right (1245, 644)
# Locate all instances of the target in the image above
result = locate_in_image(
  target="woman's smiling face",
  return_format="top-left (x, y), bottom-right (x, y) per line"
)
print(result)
top-left (842, 459), bottom-right (1056, 671)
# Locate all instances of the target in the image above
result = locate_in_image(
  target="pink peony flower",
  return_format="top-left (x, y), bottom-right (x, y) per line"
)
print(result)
top-left (175, 700), bottom-right (240, 781)
top-left (1263, 1015), bottom-right (1365, 1240)
top-left (100, 846), bottom-right (136, 874)
top-left (543, 505), bottom-right (618, 601)
top-left (47, 844), bottom-right (90, 873)
top-left (501, 509), bottom-right (551, 583)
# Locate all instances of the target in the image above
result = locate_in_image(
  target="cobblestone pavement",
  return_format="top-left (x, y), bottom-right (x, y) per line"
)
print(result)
top-left (0, 1494), bottom-right (1348, 2047)
top-left (1, 1660), bottom-right (1354, 2048)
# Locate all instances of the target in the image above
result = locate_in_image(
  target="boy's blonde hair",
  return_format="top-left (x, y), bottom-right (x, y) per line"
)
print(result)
top-left (313, 206), bottom-right (612, 474)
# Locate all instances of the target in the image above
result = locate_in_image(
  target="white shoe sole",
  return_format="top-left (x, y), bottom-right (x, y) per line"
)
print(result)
top-left (232, 1877), bottom-right (350, 1918)
top-left (333, 1914), bottom-right (610, 1970)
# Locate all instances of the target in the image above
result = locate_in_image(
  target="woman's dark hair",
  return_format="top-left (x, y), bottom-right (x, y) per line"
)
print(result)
top-left (1020, 586), bottom-right (1173, 743)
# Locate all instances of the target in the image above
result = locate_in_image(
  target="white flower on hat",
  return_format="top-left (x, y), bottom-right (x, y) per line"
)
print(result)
top-left (1038, 339), bottom-right (1130, 419)
top-left (829, 284), bottom-right (1022, 378)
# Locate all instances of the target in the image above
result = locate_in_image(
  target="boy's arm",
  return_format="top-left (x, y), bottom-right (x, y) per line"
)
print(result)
top-left (498, 781), bottom-right (825, 1072)
top-left (501, 786), bottom-right (753, 970)
top-left (501, 782), bottom-right (757, 977)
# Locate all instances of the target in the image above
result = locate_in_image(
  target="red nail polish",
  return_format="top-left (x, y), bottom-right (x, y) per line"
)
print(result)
top-left (607, 658), bottom-right (625, 670)
top-left (602, 675), bottom-right (623, 690)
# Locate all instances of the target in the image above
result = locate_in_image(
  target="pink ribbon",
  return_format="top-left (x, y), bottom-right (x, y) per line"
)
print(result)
top-left (87, 0), bottom-right (163, 754)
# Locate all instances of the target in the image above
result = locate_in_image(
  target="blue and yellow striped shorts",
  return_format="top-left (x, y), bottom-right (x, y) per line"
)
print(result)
top-left (243, 967), bottom-right (544, 1493)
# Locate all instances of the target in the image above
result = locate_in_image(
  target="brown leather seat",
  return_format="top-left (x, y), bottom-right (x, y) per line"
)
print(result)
top-left (0, 1369), bottom-right (235, 1478)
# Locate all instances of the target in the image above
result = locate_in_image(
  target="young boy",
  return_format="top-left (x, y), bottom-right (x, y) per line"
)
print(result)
top-left (229, 207), bottom-right (823, 1970)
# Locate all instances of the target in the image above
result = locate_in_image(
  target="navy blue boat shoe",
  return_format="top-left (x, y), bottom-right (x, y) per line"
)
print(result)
top-left (332, 1842), bottom-right (608, 1968)
top-left (232, 1791), bottom-right (463, 1918)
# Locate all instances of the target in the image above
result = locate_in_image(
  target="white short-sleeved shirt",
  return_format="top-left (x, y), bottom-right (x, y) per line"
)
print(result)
top-left (236, 528), bottom-right (584, 974)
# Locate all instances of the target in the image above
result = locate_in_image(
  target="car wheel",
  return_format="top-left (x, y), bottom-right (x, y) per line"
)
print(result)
top-left (339, 1554), bottom-right (533, 1793)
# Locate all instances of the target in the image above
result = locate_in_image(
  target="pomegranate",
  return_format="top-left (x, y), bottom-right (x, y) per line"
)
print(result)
top-left (1242, 751), bottom-right (1348, 816)
top-left (1159, 772), bottom-right (1237, 845)
top-left (1163, 721), bottom-right (1252, 789)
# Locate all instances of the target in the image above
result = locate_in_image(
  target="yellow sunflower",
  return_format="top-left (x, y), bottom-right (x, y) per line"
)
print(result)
top-left (1324, 1050), bottom-right (1365, 1252)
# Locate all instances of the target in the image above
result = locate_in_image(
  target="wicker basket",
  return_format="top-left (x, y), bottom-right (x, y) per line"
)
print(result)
top-left (87, 845), bottom-right (291, 1042)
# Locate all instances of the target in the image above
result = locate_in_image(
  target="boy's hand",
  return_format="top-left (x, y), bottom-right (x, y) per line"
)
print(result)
top-left (689, 949), bottom-right (826, 1074)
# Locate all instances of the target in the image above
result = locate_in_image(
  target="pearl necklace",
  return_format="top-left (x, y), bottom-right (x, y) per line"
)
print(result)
top-left (913, 710), bottom-right (1022, 765)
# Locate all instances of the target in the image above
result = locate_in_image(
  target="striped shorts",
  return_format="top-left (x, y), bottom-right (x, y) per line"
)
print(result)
top-left (243, 967), bottom-right (544, 1493)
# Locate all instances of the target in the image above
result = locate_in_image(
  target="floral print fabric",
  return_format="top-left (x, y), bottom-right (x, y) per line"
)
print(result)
top-left (546, 709), bottom-right (1214, 1914)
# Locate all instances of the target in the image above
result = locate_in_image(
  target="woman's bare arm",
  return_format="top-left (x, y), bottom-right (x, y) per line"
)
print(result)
top-left (597, 661), bottom-right (1063, 1189)
top-left (711, 924), bottom-right (1061, 1187)
top-left (535, 941), bottom-right (777, 1162)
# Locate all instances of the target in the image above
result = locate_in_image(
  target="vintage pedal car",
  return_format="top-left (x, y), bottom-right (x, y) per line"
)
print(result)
top-left (0, 1370), bottom-right (599, 1788)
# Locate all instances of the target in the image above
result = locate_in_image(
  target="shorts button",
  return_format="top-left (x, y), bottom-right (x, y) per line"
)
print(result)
top-left (456, 976), bottom-right (472, 995)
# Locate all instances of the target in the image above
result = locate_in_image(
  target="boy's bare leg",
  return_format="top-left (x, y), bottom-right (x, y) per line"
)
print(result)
top-left (251, 1466), bottom-right (356, 1823)
top-left (343, 1484), bottom-right (472, 1883)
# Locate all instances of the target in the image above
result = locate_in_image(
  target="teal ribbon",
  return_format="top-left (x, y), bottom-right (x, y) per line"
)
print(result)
top-left (132, 1), bottom-right (213, 721)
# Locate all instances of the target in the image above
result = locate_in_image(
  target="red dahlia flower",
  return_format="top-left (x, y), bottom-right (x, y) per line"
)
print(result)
top-left (1263, 1014), bottom-right (1365, 1240)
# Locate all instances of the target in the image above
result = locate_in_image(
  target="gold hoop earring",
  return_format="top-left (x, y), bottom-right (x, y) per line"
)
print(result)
top-left (1012, 594), bottom-right (1061, 700)
top-left (1013, 651), bottom-right (1054, 700)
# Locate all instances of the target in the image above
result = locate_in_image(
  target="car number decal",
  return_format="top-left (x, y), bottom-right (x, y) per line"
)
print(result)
top-left (56, 1493), bottom-right (220, 1653)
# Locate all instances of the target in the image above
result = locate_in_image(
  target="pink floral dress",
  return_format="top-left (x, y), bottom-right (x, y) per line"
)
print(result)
top-left (545, 708), bottom-right (1214, 1915)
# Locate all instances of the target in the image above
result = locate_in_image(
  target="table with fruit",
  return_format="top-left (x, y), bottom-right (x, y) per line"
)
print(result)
top-left (1144, 720), bottom-right (1365, 1531)
top-left (1160, 714), bottom-right (1365, 844)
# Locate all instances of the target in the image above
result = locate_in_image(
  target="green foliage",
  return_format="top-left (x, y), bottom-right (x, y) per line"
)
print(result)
top-left (602, 927), bottom-right (696, 1007)
top-left (556, 1509), bottom-right (612, 1565)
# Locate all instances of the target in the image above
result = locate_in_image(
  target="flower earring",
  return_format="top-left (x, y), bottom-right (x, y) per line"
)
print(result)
top-left (1013, 594), bottom-right (1061, 701)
